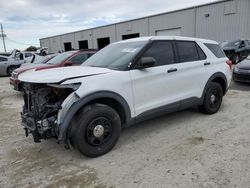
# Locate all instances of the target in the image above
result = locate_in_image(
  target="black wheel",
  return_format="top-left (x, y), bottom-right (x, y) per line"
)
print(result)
top-left (70, 104), bottom-right (121, 157)
top-left (7, 66), bottom-right (17, 75)
top-left (199, 82), bottom-right (223, 114)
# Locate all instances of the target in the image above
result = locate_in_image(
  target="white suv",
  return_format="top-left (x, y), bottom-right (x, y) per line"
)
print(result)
top-left (19, 36), bottom-right (232, 157)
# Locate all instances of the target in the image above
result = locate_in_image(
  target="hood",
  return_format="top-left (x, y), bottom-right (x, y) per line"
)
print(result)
top-left (236, 59), bottom-right (250, 70)
top-left (15, 64), bottom-right (53, 75)
top-left (18, 66), bottom-right (113, 83)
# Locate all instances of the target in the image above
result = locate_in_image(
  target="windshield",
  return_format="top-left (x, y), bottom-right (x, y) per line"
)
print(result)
top-left (220, 40), bottom-right (240, 48)
top-left (83, 41), bottom-right (148, 70)
top-left (46, 51), bottom-right (75, 65)
top-left (32, 55), bottom-right (45, 64)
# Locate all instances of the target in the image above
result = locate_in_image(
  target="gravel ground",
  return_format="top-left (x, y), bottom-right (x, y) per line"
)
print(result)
top-left (0, 76), bottom-right (250, 188)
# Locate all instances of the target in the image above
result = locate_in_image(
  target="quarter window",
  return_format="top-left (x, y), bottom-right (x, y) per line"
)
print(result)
top-left (139, 41), bottom-right (175, 67)
top-left (25, 53), bottom-right (33, 58)
top-left (205, 43), bottom-right (226, 58)
top-left (176, 41), bottom-right (200, 62)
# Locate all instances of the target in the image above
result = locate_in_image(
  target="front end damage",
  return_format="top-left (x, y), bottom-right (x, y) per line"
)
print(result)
top-left (21, 82), bottom-right (79, 144)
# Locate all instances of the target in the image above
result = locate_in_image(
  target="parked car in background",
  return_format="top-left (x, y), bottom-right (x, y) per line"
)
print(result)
top-left (19, 51), bottom-right (35, 63)
top-left (0, 52), bottom-right (12, 57)
top-left (36, 47), bottom-right (49, 56)
top-left (0, 55), bottom-right (24, 75)
top-left (0, 50), bottom-right (36, 75)
top-left (10, 50), bottom-right (97, 91)
top-left (21, 54), bottom-right (57, 67)
top-left (233, 55), bottom-right (250, 83)
top-left (18, 36), bottom-right (232, 157)
top-left (220, 39), bottom-right (250, 64)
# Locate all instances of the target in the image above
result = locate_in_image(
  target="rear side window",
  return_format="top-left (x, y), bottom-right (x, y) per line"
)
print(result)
top-left (25, 53), bottom-right (33, 58)
top-left (0, 57), bottom-right (7, 62)
top-left (69, 53), bottom-right (89, 64)
top-left (140, 41), bottom-right (175, 67)
top-left (205, 43), bottom-right (226, 58)
top-left (176, 41), bottom-right (205, 63)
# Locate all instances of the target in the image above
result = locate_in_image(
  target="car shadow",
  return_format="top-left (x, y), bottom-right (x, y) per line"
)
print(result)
top-left (118, 107), bottom-right (201, 146)
top-left (230, 81), bottom-right (250, 91)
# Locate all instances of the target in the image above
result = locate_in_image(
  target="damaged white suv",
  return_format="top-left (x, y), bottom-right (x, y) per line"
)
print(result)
top-left (19, 36), bottom-right (232, 157)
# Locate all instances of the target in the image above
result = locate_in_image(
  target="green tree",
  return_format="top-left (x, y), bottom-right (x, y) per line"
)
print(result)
top-left (25, 46), bottom-right (38, 51)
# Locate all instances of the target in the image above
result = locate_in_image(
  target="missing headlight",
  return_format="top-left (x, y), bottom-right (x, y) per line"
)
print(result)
top-left (47, 83), bottom-right (81, 90)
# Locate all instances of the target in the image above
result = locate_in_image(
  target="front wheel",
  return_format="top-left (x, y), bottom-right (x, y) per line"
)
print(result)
top-left (70, 104), bottom-right (121, 157)
top-left (199, 82), bottom-right (223, 114)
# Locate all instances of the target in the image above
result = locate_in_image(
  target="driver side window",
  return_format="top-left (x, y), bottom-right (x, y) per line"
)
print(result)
top-left (139, 41), bottom-right (175, 67)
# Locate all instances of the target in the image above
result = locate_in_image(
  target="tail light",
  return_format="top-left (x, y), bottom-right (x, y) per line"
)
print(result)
top-left (226, 60), bottom-right (232, 70)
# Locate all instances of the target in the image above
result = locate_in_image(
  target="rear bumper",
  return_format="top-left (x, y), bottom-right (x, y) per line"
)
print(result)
top-left (233, 72), bottom-right (250, 83)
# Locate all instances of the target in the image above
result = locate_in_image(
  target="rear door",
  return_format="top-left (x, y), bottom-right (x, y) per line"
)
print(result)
top-left (130, 40), bottom-right (183, 116)
top-left (173, 40), bottom-right (209, 100)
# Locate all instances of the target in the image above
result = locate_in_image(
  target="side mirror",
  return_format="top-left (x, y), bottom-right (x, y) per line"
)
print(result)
top-left (64, 61), bottom-right (73, 66)
top-left (139, 57), bottom-right (156, 69)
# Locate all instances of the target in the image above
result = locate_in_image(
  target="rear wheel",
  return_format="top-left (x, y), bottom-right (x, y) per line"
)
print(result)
top-left (7, 66), bottom-right (17, 75)
top-left (199, 82), bottom-right (223, 114)
top-left (70, 103), bottom-right (121, 157)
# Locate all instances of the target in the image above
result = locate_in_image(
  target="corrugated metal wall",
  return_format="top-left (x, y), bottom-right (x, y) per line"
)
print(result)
top-left (40, 0), bottom-right (250, 53)
top-left (195, 0), bottom-right (250, 42)
top-left (74, 30), bottom-right (93, 49)
top-left (116, 18), bottom-right (149, 40)
top-left (148, 8), bottom-right (195, 37)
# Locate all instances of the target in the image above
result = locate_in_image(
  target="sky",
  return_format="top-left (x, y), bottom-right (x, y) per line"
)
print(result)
top-left (0, 0), bottom-right (220, 52)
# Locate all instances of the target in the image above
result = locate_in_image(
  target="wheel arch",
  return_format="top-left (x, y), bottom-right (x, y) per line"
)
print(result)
top-left (202, 72), bottom-right (228, 99)
top-left (7, 65), bottom-right (19, 75)
top-left (58, 91), bottom-right (132, 142)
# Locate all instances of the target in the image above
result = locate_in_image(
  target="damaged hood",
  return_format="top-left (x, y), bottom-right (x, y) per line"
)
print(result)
top-left (18, 66), bottom-right (113, 83)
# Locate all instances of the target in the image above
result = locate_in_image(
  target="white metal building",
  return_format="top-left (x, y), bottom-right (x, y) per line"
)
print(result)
top-left (40, 0), bottom-right (250, 53)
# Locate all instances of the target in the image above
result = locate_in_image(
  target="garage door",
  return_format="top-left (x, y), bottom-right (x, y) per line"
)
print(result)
top-left (156, 28), bottom-right (181, 36)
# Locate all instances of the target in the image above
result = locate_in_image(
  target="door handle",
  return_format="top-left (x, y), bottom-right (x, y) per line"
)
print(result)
top-left (167, 68), bottom-right (178, 73)
top-left (204, 62), bottom-right (211, 66)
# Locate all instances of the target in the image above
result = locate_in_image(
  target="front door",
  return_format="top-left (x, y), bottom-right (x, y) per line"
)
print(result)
top-left (130, 40), bottom-right (182, 116)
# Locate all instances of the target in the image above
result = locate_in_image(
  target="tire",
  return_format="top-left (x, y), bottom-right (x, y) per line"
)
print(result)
top-left (199, 82), bottom-right (223, 114)
top-left (7, 66), bottom-right (17, 76)
top-left (70, 103), bottom-right (121, 157)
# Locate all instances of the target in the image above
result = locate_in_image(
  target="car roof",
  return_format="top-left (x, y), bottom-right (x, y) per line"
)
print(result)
top-left (116, 36), bottom-right (218, 44)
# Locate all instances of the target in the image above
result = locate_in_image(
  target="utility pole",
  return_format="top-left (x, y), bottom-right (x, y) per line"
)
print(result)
top-left (0, 23), bottom-right (7, 52)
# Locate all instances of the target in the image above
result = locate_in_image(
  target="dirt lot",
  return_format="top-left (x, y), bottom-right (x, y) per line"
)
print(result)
top-left (0, 76), bottom-right (250, 188)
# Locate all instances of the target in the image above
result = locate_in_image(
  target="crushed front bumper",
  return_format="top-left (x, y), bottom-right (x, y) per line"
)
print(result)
top-left (21, 112), bottom-right (58, 142)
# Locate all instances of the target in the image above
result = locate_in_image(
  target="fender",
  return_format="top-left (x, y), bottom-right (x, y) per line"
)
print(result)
top-left (58, 91), bottom-right (132, 142)
top-left (201, 72), bottom-right (228, 100)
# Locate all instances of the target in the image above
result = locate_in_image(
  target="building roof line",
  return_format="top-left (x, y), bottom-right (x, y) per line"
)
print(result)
top-left (40, 0), bottom-right (228, 40)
